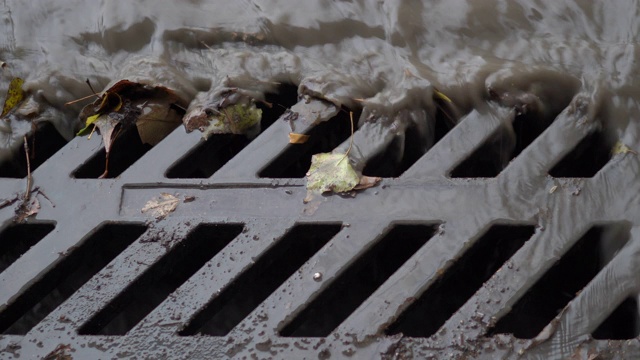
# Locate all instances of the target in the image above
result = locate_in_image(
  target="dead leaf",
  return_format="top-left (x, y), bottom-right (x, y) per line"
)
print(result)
top-left (353, 175), bottom-right (381, 190)
top-left (433, 88), bottom-right (452, 103)
top-left (289, 132), bottom-right (310, 144)
top-left (612, 141), bottom-right (637, 155)
top-left (23, 197), bottom-right (40, 217)
top-left (1, 77), bottom-right (25, 117)
top-left (15, 197), bottom-right (40, 223)
top-left (306, 153), bottom-right (359, 194)
top-left (201, 103), bottom-right (262, 139)
top-left (136, 101), bottom-right (182, 145)
top-left (141, 193), bottom-right (179, 220)
top-left (77, 79), bottom-right (187, 176)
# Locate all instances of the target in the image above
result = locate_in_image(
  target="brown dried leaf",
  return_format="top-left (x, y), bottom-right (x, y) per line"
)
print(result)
top-left (136, 102), bottom-right (182, 145)
top-left (289, 132), bottom-right (310, 144)
top-left (353, 175), bottom-right (381, 190)
top-left (141, 193), bottom-right (179, 220)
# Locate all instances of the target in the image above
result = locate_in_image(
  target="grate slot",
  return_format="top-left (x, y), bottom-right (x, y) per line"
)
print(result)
top-left (0, 123), bottom-right (68, 178)
top-left (73, 126), bottom-right (152, 179)
top-left (592, 297), bottom-right (640, 340)
top-left (179, 223), bottom-right (342, 336)
top-left (487, 223), bottom-right (631, 338)
top-left (279, 223), bottom-right (437, 337)
top-left (363, 104), bottom-right (459, 178)
top-left (164, 134), bottom-right (253, 179)
top-left (77, 223), bottom-right (243, 335)
top-left (0, 223), bottom-right (146, 335)
top-left (361, 124), bottom-right (424, 178)
top-left (549, 130), bottom-right (613, 178)
top-left (385, 224), bottom-right (534, 337)
top-left (0, 222), bottom-right (55, 274)
top-left (165, 84), bottom-right (298, 178)
top-left (451, 111), bottom-right (556, 178)
top-left (258, 109), bottom-right (354, 178)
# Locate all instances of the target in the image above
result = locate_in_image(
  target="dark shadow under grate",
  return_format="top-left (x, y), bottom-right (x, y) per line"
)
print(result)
top-left (0, 223), bottom-right (146, 335)
top-left (386, 224), bottom-right (534, 337)
top-left (179, 223), bottom-right (342, 336)
top-left (487, 223), bottom-right (631, 339)
top-left (78, 223), bottom-right (243, 335)
top-left (280, 223), bottom-right (437, 337)
top-left (0, 222), bottom-right (55, 274)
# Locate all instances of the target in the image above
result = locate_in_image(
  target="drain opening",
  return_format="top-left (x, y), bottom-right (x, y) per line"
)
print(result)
top-left (549, 130), bottom-right (613, 178)
top-left (0, 222), bottom-right (55, 273)
top-left (165, 84), bottom-right (299, 178)
top-left (77, 223), bottom-right (243, 335)
top-left (592, 296), bottom-right (640, 340)
top-left (363, 103), bottom-right (459, 178)
top-left (0, 223), bottom-right (146, 335)
top-left (279, 223), bottom-right (437, 337)
top-left (0, 123), bottom-right (67, 178)
top-left (73, 125), bottom-right (152, 179)
top-left (179, 223), bottom-right (342, 336)
top-left (487, 223), bottom-right (631, 339)
top-left (450, 111), bottom-right (555, 178)
top-left (258, 109), bottom-right (355, 178)
top-left (385, 224), bottom-right (534, 337)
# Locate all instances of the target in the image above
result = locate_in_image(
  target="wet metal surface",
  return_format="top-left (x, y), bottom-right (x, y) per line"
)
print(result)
top-left (0, 1), bottom-right (640, 359)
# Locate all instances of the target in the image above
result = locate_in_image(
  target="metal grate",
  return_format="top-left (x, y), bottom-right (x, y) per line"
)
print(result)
top-left (0, 89), bottom-right (639, 359)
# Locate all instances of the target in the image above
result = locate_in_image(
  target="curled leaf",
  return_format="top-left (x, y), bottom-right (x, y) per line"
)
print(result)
top-left (306, 153), bottom-right (359, 194)
top-left (289, 132), bottom-right (310, 144)
top-left (136, 101), bottom-right (183, 145)
top-left (353, 175), bottom-right (382, 190)
top-left (2, 78), bottom-right (25, 117)
top-left (202, 103), bottom-right (262, 139)
top-left (433, 89), bottom-right (452, 103)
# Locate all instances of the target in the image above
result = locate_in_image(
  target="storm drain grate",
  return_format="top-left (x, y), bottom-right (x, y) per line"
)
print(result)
top-left (0, 86), bottom-right (639, 360)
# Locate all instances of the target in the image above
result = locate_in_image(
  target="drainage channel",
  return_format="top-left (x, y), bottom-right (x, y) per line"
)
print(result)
top-left (0, 86), bottom-right (639, 360)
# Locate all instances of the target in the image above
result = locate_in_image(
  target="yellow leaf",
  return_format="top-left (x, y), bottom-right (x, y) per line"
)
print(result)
top-left (289, 132), bottom-right (310, 144)
top-left (433, 89), bottom-right (452, 103)
top-left (612, 141), bottom-right (637, 155)
top-left (2, 77), bottom-right (24, 117)
top-left (77, 113), bottom-right (101, 136)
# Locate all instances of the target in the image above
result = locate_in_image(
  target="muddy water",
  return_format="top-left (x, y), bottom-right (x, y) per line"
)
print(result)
top-left (0, 0), bottom-right (639, 145)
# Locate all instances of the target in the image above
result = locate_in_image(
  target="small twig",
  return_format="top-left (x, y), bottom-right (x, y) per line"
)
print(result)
top-left (0, 196), bottom-right (19, 210)
top-left (63, 78), bottom-right (102, 106)
top-left (346, 111), bottom-right (354, 156)
top-left (86, 78), bottom-right (98, 95)
top-left (36, 188), bottom-right (55, 208)
top-left (23, 135), bottom-right (32, 200)
top-left (339, 111), bottom-right (355, 165)
top-left (64, 93), bottom-right (100, 106)
top-left (87, 123), bottom-right (97, 140)
top-left (200, 41), bottom-right (214, 51)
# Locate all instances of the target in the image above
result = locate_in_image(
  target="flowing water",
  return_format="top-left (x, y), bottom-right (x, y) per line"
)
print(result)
top-left (1, 1), bottom-right (639, 148)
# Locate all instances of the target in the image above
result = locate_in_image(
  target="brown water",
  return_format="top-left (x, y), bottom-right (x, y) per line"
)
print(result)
top-left (1, 0), bottom-right (639, 149)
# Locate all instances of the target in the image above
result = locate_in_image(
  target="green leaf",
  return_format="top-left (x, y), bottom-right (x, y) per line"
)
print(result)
top-left (306, 153), bottom-right (360, 194)
top-left (202, 103), bottom-right (262, 138)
